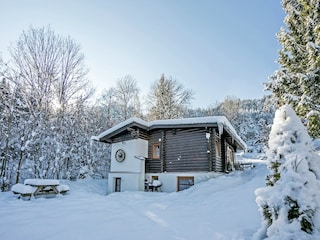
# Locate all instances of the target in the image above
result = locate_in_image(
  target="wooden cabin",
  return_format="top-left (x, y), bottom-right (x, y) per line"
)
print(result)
top-left (92, 116), bottom-right (246, 193)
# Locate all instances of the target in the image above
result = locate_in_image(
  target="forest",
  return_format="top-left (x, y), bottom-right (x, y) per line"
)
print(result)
top-left (2, 1), bottom-right (320, 238)
top-left (0, 26), bottom-right (278, 191)
top-left (2, 0), bottom-right (320, 193)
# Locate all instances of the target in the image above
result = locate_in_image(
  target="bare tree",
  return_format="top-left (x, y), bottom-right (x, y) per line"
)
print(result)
top-left (56, 37), bottom-right (93, 112)
top-left (219, 96), bottom-right (241, 123)
top-left (0, 26), bottom-right (94, 186)
top-left (100, 75), bottom-right (141, 122)
top-left (6, 26), bottom-right (93, 115)
top-left (8, 27), bottom-right (59, 114)
top-left (146, 74), bottom-right (193, 120)
top-left (115, 75), bottom-right (141, 120)
top-left (99, 87), bottom-right (121, 126)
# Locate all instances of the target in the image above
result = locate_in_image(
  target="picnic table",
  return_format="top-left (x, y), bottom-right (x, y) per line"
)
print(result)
top-left (11, 179), bottom-right (70, 200)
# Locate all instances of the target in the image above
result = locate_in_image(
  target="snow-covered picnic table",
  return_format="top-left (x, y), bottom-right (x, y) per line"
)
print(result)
top-left (11, 179), bottom-right (70, 200)
top-left (145, 180), bottom-right (162, 192)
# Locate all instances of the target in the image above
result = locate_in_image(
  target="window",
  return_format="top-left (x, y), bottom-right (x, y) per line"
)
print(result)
top-left (151, 176), bottom-right (159, 181)
top-left (177, 176), bottom-right (194, 191)
top-left (152, 144), bottom-right (160, 159)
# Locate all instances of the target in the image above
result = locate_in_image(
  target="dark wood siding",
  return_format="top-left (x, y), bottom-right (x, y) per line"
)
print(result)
top-left (208, 128), bottom-right (214, 172)
top-left (137, 129), bottom-right (149, 141)
top-left (165, 128), bottom-right (208, 172)
top-left (146, 128), bottom-right (209, 173)
top-left (111, 128), bottom-right (149, 143)
top-left (212, 132), bottom-right (222, 172)
top-left (111, 132), bottom-right (132, 143)
top-left (146, 130), bottom-right (162, 173)
top-left (221, 134), bottom-right (227, 172)
top-left (145, 159), bottom-right (161, 173)
top-left (213, 131), bottom-right (229, 172)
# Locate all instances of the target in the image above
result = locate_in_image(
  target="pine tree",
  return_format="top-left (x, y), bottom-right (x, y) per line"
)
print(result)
top-left (255, 105), bottom-right (320, 239)
top-left (265, 0), bottom-right (320, 138)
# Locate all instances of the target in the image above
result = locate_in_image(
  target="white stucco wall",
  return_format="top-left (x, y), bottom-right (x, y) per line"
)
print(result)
top-left (108, 172), bottom-right (143, 192)
top-left (108, 139), bottom-right (148, 194)
top-left (145, 172), bottom-right (222, 192)
top-left (111, 139), bottom-right (147, 173)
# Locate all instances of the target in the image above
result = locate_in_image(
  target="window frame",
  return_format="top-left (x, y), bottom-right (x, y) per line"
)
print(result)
top-left (177, 176), bottom-right (194, 191)
top-left (152, 143), bottom-right (160, 159)
top-left (151, 176), bottom-right (159, 181)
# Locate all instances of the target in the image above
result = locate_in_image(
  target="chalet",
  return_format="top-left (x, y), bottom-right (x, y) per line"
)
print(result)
top-left (92, 116), bottom-right (246, 193)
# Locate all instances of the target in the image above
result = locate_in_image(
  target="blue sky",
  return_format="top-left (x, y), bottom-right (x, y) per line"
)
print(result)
top-left (1, 0), bottom-right (285, 108)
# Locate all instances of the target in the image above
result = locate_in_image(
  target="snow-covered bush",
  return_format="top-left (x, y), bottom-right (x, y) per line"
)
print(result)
top-left (255, 104), bottom-right (320, 239)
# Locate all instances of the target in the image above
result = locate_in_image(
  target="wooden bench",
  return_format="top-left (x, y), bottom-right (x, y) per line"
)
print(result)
top-left (11, 179), bottom-right (70, 200)
top-left (11, 183), bottom-right (34, 200)
top-left (56, 184), bottom-right (70, 195)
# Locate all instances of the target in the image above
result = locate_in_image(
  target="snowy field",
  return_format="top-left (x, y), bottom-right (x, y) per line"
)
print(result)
top-left (0, 159), bottom-right (268, 240)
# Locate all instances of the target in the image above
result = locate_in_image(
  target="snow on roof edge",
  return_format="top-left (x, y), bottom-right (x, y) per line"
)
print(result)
top-left (92, 116), bottom-right (247, 150)
top-left (92, 117), bottom-right (147, 141)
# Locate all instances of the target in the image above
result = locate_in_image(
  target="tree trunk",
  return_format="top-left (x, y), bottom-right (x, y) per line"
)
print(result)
top-left (0, 113), bottom-right (13, 191)
top-left (15, 149), bottom-right (24, 184)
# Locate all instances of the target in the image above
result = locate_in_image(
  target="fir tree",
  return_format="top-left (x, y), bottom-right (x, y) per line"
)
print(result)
top-left (255, 104), bottom-right (320, 239)
top-left (265, 0), bottom-right (320, 138)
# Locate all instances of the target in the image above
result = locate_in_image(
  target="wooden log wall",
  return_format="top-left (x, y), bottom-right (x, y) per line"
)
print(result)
top-left (146, 128), bottom-right (210, 173)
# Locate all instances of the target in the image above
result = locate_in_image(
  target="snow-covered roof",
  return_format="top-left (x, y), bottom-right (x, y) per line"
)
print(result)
top-left (92, 116), bottom-right (246, 150)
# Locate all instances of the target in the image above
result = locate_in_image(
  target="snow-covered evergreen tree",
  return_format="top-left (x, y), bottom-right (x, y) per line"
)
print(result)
top-left (265, 0), bottom-right (320, 138)
top-left (255, 104), bottom-right (320, 239)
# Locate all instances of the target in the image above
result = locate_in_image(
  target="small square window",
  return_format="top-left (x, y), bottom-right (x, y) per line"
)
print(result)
top-left (152, 144), bottom-right (160, 159)
top-left (152, 176), bottom-right (159, 181)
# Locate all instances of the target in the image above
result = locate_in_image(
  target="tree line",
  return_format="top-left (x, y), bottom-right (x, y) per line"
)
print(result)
top-left (2, 0), bottom-right (319, 193)
top-left (0, 26), bottom-right (276, 191)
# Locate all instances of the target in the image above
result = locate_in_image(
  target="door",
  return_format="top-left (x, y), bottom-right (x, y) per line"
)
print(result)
top-left (114, 177), bottom-right (121, 192)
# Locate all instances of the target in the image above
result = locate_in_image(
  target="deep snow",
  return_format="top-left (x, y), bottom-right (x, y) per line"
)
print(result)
top-left (0, 159), bottom-right (267, 240)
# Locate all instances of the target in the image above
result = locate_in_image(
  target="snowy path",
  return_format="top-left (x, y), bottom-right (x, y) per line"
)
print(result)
top-left (0, 162), bottom-right (268, 240)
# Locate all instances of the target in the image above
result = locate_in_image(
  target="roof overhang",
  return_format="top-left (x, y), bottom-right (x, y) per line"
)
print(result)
top-left (91, 116), bottom-right (247, 151)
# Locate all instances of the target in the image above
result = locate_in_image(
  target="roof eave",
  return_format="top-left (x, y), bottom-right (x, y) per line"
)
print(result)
top-left (96, 121), bottom-right (148, 143)
top-left (149, 122), bottom-right (219, 130)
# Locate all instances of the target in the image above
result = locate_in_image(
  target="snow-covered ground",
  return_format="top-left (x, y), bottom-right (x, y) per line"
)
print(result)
top-left (0, 159), bottom-right (268, 240)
